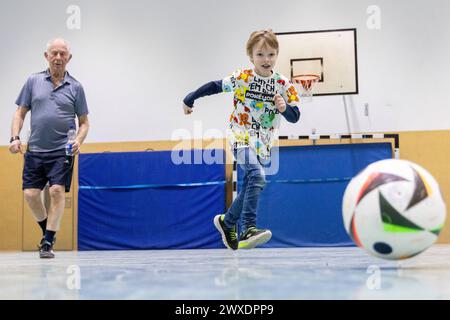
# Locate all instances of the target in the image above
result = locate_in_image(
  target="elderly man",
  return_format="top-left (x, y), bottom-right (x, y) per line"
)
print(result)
top-left (9, 38), bottom-right (89, 258)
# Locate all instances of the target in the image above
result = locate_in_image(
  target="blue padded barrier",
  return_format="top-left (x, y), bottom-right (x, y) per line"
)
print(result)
top-left (78, 150), bottom-right (226, 250)
top-left (78, 143), bottom-right (391, 250)
top-left (237, 143), bottom-right (392, 247)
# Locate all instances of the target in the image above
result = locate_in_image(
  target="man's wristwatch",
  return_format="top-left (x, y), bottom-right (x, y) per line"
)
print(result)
top-left (10, 136), bottom-right (20, 143)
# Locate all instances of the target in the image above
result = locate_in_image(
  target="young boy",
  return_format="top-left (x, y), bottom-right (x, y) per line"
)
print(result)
top-left (183, 30), bottom-right (300, 250)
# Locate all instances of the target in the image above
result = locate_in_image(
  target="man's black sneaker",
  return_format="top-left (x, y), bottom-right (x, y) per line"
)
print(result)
top-left (213, 214), bottom-right (238, 250)
top-left (38, 237), bottom-right (55, 259)
top-left (238, 226), bottom-right (272, 249)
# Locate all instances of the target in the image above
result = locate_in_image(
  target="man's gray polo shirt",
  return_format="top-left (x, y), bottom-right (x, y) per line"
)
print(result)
top-left (16, 69), bottom-right (89, 152)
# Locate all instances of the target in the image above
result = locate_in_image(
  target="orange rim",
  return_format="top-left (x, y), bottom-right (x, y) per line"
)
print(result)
top-left (293, 75), bottom-right (320, 90)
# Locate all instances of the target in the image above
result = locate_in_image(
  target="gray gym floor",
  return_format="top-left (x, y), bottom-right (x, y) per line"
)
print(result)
top-left (1, 245), bottom-right (450, 300)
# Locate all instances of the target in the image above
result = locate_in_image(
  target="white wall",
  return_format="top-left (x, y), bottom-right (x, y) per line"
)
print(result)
top-left (1, 0), bottom-right (449, 145)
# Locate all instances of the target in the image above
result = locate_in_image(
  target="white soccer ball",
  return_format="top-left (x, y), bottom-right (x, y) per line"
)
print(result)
top-left (342, 159), bottom-right (446, 260)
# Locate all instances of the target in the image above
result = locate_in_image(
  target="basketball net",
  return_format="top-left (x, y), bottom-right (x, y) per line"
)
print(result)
top-left (292, 74), bottom-right (320, 102)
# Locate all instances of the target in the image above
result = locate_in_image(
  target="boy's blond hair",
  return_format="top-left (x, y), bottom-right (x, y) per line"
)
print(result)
top-left (246, 29), bottom-right (279, 56)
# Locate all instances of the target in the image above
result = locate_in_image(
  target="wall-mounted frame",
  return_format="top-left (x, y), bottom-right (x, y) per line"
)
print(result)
top-left (276, 28), bottom-right (359, 96)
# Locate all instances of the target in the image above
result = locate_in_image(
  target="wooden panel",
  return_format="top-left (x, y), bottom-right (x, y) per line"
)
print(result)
top-left (0, 148), bottom-right (23, 251)
top-left (397, 131), bottom-right (450, 244)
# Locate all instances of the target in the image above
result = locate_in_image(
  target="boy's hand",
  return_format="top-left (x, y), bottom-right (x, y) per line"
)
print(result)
top-left (183, 103), bottom-right (193, 115)
top-left (274, 94), bottom-right (286, 113)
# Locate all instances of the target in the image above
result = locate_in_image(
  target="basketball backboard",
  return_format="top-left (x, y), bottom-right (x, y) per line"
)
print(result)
top-left (276, 28), bottom-right (359, 96)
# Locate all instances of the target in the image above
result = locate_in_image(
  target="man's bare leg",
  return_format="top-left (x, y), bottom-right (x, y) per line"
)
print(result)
top-left (39, 184), bottom-right (65, 258)
top-left (46, 184), bottom-right (65, 231)
top-left (23, 188), bottom-right (48, 234)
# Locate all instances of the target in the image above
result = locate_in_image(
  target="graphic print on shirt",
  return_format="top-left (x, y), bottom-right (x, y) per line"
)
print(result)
top-left (222, 69), bottom-right (300, 159)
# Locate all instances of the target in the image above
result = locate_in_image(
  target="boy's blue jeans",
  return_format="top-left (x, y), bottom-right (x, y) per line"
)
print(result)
top-left (223, 147), bottom-right (266, 232)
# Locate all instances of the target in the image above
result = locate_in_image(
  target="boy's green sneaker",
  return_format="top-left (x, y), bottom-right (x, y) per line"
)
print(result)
top-left (238, 226), bottom-right (272, 249)
top-left (213, 214), bottom-right (238, 250)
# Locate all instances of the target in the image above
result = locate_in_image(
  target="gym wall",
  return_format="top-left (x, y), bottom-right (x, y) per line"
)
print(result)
top-left (1, 130), bottom-right (449, 251)
top-left (1, 0), bottom-right (449, 145)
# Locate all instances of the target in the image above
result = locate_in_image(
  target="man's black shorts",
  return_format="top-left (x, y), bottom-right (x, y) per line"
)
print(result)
top-left (22, 149), bottom-right (74, 192)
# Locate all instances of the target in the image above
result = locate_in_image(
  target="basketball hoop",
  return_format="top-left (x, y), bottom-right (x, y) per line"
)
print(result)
top-left (292, 74), bottom-right (320, 102)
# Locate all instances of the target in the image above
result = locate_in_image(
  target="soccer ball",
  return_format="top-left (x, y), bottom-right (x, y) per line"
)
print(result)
top-left (342, 159), bottom-right (446, 260)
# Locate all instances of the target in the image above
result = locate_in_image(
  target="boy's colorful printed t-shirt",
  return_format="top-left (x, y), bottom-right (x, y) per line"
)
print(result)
top-left (222, 68), bottom-right (300, 159)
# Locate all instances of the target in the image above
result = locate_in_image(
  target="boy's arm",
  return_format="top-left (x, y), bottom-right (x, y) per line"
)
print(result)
top-left (274, 93), bottom-right (300, 123)
top-left (183, 80), bottom-right (223, 108)
top-left (281, 105), bottom-right (300, 123)
top-left (276, 79), bottom-right (301, 123)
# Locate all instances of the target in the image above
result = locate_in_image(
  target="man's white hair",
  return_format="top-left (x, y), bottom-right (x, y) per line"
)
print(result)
top-left (46, 38), bottom-right (71, 53)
